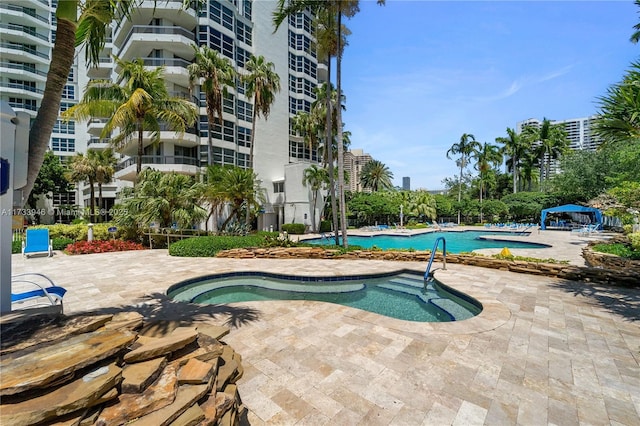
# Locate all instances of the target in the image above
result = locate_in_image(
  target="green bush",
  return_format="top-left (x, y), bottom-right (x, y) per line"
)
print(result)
top-left (591, 243), bottom-right (640, 260)
top-left (282, 223), bottom-right (305, 234)
top-left (12, 240), bottom-right (21, 254)
top-left (319, 220), bottom-right (332, 233)
top-left (29, 224), bottom-right (112, 241)
top-left (169, 235), bottom-right (265, 257)
top-left (629, 232), bottom-right (640, 251)
top-left (52, 237), bottom-right (74, 251)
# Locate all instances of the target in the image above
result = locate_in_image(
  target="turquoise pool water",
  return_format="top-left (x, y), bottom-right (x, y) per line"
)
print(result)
top-left (168, 272), bottom-right (482, 323)
top-left (308, 230), bottom-right (549, 253)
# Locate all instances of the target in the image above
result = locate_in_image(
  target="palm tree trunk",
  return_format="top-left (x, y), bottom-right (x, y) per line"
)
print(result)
top-left (136, 121), bottom-right (144, 176)
top-left (22, 3), bottom-right (77, 206)
top-left (325, 57), bottom-right (338, 244)
top-left (479, 179), bottom-right (483, 223)
top-left (98, 183), bottom-right (103, 223)
top-left (311, 191), bottom-right (317, 233)
top-left (512, 154), bottom-right (517, 194)
top-left (245, 101), bottom-right (258, 229)
top-left (89, 178), bottom-right (96, 223)
top-left (208, 109), bottom-right (215, 167)
top-left (336, 11), bottom-right (348, 247)
top-left (457, 161), bottom-right (463, 224)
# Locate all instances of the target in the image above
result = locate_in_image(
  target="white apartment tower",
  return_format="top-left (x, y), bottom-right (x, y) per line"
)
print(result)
top-left (516, 116), bottom-right (602, 178)
top-left (3, 0), bottom-right (323, 229)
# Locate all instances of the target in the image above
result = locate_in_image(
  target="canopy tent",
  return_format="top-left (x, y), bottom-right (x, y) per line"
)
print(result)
top-left (540, 204), bottom-right (603, 230)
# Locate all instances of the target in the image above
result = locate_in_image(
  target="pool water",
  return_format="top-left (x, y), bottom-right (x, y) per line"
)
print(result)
top-left (308, 230), bottom-right (548, 253)
top-left (168, 272), bottom-right (482, 322)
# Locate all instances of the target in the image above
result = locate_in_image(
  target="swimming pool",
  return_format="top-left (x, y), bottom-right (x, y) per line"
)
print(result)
top-left (167, 271), bottom-right (482, 323)
top-left (307, 230), bottom-right (549, 253)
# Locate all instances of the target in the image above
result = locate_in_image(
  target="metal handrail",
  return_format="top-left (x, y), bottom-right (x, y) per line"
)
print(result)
top-left (424, 236), bottom-right (446, 284)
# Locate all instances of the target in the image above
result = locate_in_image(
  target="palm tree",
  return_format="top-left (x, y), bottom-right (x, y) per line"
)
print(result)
top-left (188, 45), bottom-right (236, 166)
top-left (360, 160), bottom-right (394, 192)
top-left (630, 1), bottom-right (640, 43)
top-left (519, 151), bottom-right (540, 192)
top-left (198, 165), bottom-right (228, 232)
top-left (87, 148), bottom-right (116, 222)
top-left (302, 164), bottom-right (330, 232)
top-left (217, 167), bottom-right (265, 233)
top-left (521, 118), bottom-right (569, 191)
top-left (406, 190), bottom-right (437, 222)
top-left (593, 60), bottom-right (640, 144)
top-left (23, 0), bottom-right (157, 203)
top-left (473, 142), bottom-right (502, 222)
top-left (446, 133), bottom-right (480, 224)
top-left (117, 169), bottom-right (207, 229)
top-left (63, 58), bottom-right (198, 177)
top-left (496, 127), bottom-right (526, 194)
top-left (66, 152), bottom-right (96, 223)
top-left (273, 0), bottom-right (385, 248)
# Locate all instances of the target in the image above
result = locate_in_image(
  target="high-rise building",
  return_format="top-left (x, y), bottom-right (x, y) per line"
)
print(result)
top-left (402, 177), bottom-right (410, 191)
top-left (343, 148), bottom-right (373, 192)
top-left (4, 0), bottom-right (323, 230)
top-left (516, 116), bottom-right (602, 177)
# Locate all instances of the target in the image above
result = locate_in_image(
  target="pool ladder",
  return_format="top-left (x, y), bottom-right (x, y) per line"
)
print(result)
top-left (424, 236), bottom-right (446, 288)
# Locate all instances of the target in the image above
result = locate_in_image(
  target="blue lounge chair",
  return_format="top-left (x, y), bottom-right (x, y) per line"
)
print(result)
top-left (22, 228), bottom-right (53, 258)
top-left (11, 273), bottom-right (66, 312)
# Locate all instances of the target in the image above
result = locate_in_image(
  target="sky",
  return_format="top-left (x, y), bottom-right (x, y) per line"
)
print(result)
top-left (339, 0), bottom-right (639, 190)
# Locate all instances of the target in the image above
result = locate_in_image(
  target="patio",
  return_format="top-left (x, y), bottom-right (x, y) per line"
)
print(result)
top-left (8, 229), bottom-right (640, 425)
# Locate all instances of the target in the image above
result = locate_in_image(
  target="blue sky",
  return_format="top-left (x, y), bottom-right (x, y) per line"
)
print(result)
top-left (340, 0), bottom-right (639, 190)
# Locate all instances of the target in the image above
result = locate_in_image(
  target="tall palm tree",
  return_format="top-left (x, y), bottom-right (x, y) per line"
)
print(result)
top-left (473, 142), bottom-right (502, 222)
top-left (63, 58), bottom-right (198, 176)
top-left (519, 151), bottom-right (540, 192)
top-left (273, 0), bottom-right (385, 248)
top-left (66, 152), bottom-right (96, 223)
top-left (360, 160), bottom-right (394, 192)
top-left (88, 148), bottom-right (116, 222)
top-left (23, 0), bottom-right (155, 203)
top-left (446, 133), bottom-right (480, 224)
top-left (496, 127), bottom-right (526, 194)
top-left (521, 118), bottom-right (569, 191)
top-left (241, 55), bottom-right (281, 227)
top-left (188, 45), bottom-right (236, 166)
top-left (302, 164), bottom-right (330, 232)
top-left (198, 165), bottom-right (227, 232)
top-left (630, 1), bottom-right (640, 43)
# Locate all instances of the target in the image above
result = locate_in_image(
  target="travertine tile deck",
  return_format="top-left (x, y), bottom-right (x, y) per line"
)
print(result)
top-left (9, 229), bottom-right (639, 425)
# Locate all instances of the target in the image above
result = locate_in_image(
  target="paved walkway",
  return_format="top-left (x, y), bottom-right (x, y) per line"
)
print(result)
top-left (9, 229), bottom-right (640, 425)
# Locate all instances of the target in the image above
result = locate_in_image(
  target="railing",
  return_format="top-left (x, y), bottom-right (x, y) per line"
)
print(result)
top-left (0, 42), bottom-right (48, 59)
top-left (0, 61), bottom-right (47, 77)
top-left (8, 100), bottom-right (37, 111)
top-left (88, 137), bottom-right (112, 146)
top-left (0, 3), bottom-right (49, 24)
top-left (0, 23), bottom-right (49, 41)
top-left (116, 155), bottom-right (199, 171)
top-left (0, 81), bottom-right (44, 94)
top-left (142, 57), bottom-right (191, 68)
top-left (424, 236), bottom-right (446, 286)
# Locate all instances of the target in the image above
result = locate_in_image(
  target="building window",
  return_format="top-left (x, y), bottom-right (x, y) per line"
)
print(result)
top-left (236, 20), bottom-right (252, 46)
top-left (273, 181), bottom-right (284, 193)
top-left (61, 84), bottom-right (75, 99)
top-left (236, 99), bottom-right (252, 122)
top-left (212, 146), bottom-right (236, 166)
top-left (237, 152), bottom-right (248, 169)
top-left (53, 120), bottom-right (75, 134)
top-left (289, 140), bottom-right (317, 161)
top-left (236, 46), bottom-right (250, 68)
top-left (212, 119), bottom-right (235, 142)
top-left (52, 137), bottom-right (75, 152)
top-left (243, 0), bottom-right (252, 20)
top-left (200, 27), bottom-right (233, 60)
top-left (237, 126), bottom-right (251, 147)
top-left (289, 97), bottom-right (311, 114)
top-left (223, 92), bottom-right (235, 114)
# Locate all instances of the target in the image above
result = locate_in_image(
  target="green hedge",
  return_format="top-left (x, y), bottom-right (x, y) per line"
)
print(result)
top-left (11, 237), bottom-right (74, 254)
top-left (169, 235), bottom-right (265, 257)
top-left (29, 224), bottom-right (113, 241)
top-left (281, 223), bottom-right (305, 234)
top-left (319, 220), bottom-right (332, 233)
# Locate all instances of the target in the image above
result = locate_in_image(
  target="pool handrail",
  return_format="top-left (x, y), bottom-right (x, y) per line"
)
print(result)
top-left (424, 236), bottom-right (446, 284)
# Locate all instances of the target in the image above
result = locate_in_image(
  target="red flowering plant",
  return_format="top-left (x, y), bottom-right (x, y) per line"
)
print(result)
top-left (65, 240), bottom-right (146, 255)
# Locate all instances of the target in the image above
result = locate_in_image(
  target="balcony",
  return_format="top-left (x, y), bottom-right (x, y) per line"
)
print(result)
top-left (0, 22), bottom-right (49, 42)
top-left (0, 61), bottom-right (47, 81)
top-left (88, 137), bottom-right (112, 149)
top-left (115, 125), bottom-right (199, 155)
top-left (0, 42), bottom-right (49, 63)
top-left (118, 26), bottom-right (195, 63)
top-left (114, 155), bottom-right (200, 181)
top-left (0, 81), bottom-right (44, 96)
top-left (0, 3), bottom-right (50, 25)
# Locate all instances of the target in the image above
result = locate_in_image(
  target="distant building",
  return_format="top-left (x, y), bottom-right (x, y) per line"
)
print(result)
top-left (402, 177), bottom-right (410, 191)
top-left (343, 149), bottom-right (373, 192)
top-left (516, 116), bottom-right (602, 178)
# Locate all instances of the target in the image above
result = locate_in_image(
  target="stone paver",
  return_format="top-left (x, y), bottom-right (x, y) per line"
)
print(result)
top-left (9, 229), bottom-right (640, 424)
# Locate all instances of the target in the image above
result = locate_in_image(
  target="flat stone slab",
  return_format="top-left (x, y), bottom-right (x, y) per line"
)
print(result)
top-left (178, 358), bottom-right (214, 384)
top-left (103, 311), bottom-right (144, 331)
top-left (0, 329), bottom-right (136, 396)
top-left (197, 324), bottom-right (230, 340)
top-left (122, 357), bottom-right (167, 394)
top-left (0, 363), bottom-right (122, 426)
top-left (124, 327), bottom-right (198, 364)
top-left (171, 403), bottom-right (205, 426)
top-left (129, 380), bottom-right (212, 426)
top-left (96, 364), bottom-right (178, 425)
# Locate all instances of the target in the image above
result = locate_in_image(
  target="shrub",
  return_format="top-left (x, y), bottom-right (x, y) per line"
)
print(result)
top-left (65, 240), bottom-right (146, 255)
top-left (319, 220), bottom-right (332, 233)
top-left (52, 237), bottom-right (74, 251)
top-left (629, 232), bottom-right (640, 251)
top-left (591, 242), bottom-right (640, 260)
top-left (30, 224), bottom-right (112, 241)
top-left (282, 223), bottom-right (305, 234)
top-left (169, 235), bottom-right (265, 257)
top-left (12, 240), bottom-right (21, 254)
